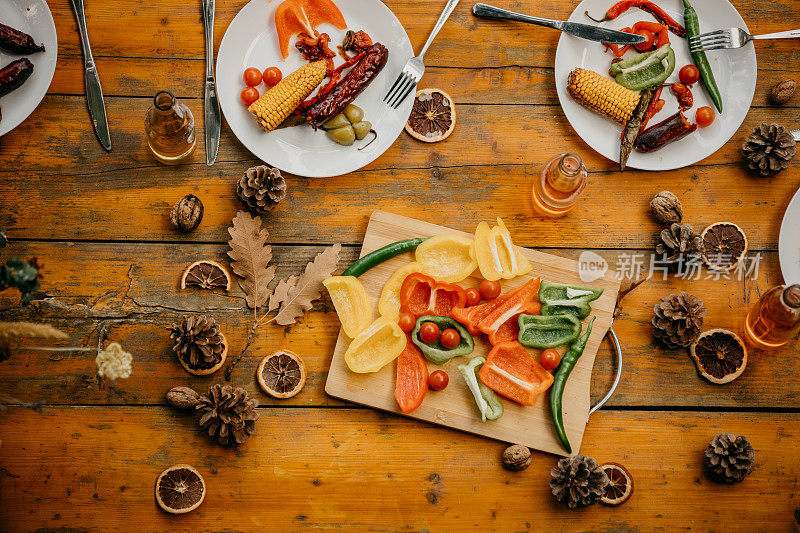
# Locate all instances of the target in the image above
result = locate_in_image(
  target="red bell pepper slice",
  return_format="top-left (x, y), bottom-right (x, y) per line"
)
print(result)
top-left (399, 273), bottom-right (466, 318)
top-left (476, 278), bottom-right (541, 345)
top-left (484, 301), bottom-right (542, 345)
top-left (478, 341), bottom-right (554, 406)
top-left (394, 336), bottom-right (428, 414)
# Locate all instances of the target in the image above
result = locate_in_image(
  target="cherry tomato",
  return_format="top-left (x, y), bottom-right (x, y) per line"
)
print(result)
top-left (465, 288), bottom-right (481, 307)
top-left (440, 328), bottom-right (461, 349)
top-left (419, 322), bottom-right (440, 343)
top-left (398, 312), bottom-right (416, 333)
top-left (479, 280), bottom-right (501, 300)
top-left (696, 106), bottom-right (715, 128)
top-left (679, 64), bottom-right (700, 86)
top-left (540, 349), bottom-right (562, 371)
top-left (634, 29), bottom-right (655, 52)
top-left (243, 67), bottom-right (262, 87)
top-left (429, 370), bottom-right (449, 391)
top-left (240, 87), bottom-right (260, 106)
top-left (263, 67), bottom-right (283, 87)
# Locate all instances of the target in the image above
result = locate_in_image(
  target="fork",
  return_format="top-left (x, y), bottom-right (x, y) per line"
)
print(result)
top-left (689, 27), bottom-right (800, 52)
top-left (383, 0), bottom-right (462, 109)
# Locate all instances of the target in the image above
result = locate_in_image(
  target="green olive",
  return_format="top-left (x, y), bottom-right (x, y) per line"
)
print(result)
top-left (343, 104), bottom-right (364, 123)
top-left (323, 113), bottom-right (350, 130)
top-left (352, 121), bottom-right (372, 140)
top-left (327, 125), bottom-right (356, 146)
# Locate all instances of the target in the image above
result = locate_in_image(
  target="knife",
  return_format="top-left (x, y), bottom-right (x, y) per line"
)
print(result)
top-left (473, 3), bottom-right (646, 45)
top-left (70, 0), bottom-right (111, 151)
top-left (202, 0), bottom-right (221, 166)
top-left (793, 129), bottom-right (800, 142)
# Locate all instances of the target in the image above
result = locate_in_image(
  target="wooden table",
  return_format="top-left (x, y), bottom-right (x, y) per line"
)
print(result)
top-left (1, 0), bottom-right (799, 530)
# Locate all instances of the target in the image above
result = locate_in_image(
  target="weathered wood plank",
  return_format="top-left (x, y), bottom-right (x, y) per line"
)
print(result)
top-left (0, 242), bottom-right (793, 408)
top-left (0, 407), bottom-right (797, 531)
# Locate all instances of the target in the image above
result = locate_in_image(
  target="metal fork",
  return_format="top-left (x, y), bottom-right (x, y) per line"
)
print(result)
top-left (689, 27), bottom-right (800, 52)
top-left (383, 0), bottom-right (461, 109)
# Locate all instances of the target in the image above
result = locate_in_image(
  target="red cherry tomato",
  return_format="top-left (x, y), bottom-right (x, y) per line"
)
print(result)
top-left (479, 280), bottom-right (502, 300)
top-left (465, 288), bottom-right (481, 307)
top-left (696, 106), bottom-right (715, 128)
top-left (398, 312), bottom-right (416, 333)
top-left (429, 370), bottom-right (449, 391)
top-left (634, 29), bottom-right (655, 52)
top-left (440, 328), bottom-right (461, 349)
top-left (243, 67), bottom-right (262, 87)
top-left (540, 349), bottom-right (562, 371)
top-left (263, 67), bottom-right (283, 87)
top-left (419, 322), bottom-right (440, 343)
top-left (240, 87), bottom-right (260, 106)
top-left (679, 64), bottom-right (700, 86)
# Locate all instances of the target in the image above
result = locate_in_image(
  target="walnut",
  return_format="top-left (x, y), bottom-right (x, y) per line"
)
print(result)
top-left (166, 386), bottom-right (201, 410)
top-left (649, 191), bottom-right (683, 225)
top-left (770, 79), bottom-right (796, 105)
top-left (170, 194), bottom-right (204, 232)
top-left (502, 444), bottom-right (531, 471)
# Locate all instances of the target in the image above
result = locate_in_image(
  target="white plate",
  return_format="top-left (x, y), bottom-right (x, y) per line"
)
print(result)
top-left (779, 187), bottom-right (800, 284)
top-left (554, 0), bottom-right (756, 170)
top-left (217, 0), bottom-right (414, 178)
top-left (0, 0), bottom-right (57, 137)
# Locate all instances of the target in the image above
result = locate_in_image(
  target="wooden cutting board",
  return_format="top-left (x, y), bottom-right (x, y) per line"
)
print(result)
top-left (325, 211), bottom-right (620, 456)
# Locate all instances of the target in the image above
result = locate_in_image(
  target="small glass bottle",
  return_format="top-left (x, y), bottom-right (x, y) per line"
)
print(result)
top-left (743, 284), bottom-right (800, 350)
top-left (531, 153), bottom-right (588, 217)
top-left (145, 90), bottom-right (196, 165)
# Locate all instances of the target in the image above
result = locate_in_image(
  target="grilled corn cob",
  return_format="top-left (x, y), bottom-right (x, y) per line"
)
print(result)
top-left (248, 60), bottom-right (327, 132)
top-left (567, 68), bottom-right (640, 125)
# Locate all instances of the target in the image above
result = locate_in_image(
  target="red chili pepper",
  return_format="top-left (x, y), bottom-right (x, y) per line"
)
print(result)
top-left (399, 273), bottom-right (466, 319)
top-left (587, 0), bottom-right (685, 37)
top-left (671, 82), bottom-right (694, 111)
top-left (639, 86), bottom-right (664, 133)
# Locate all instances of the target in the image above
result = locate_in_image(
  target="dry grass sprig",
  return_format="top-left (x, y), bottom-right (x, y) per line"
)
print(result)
top-left (0, 321), bottom-right (68, 341)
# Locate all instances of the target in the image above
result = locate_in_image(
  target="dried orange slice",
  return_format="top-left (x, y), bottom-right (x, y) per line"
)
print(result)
top-left (181, 260), bottom-right (232, 291)
top-left (414, 234), bottom-right (477, 283)
top-left (690, 329), bottom-right (747, 384)
top-left (600, 463), bottom-right (634, 506)
top-left (701, 222), bottom-right (748, 272)
top-left (405, 88), bottom-right (456, 143)
top-left (155, 465), bottom-right (206, 514)
top-left (257, 350), bottom-right (307, 398)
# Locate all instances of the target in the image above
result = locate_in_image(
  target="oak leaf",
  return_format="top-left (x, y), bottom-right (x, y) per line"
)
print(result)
top-left (227, 211), bottom-right (276, 309)
top-left (271, 244), bottom-right (341, 325)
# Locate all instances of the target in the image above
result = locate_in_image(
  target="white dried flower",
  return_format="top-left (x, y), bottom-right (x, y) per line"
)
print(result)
top-left (95, 342), bottom-right (133, 380)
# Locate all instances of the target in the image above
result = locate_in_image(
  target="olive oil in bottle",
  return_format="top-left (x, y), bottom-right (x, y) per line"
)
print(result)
top-left (744, 284), bottom-right (800, 350)
top-left (531, 153), bottom-right (588, 217)
top-left (145, 91), bottom-right (196, 165)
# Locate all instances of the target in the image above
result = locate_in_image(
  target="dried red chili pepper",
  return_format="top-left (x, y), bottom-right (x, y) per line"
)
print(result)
top-left (587, 0), bottom-right (685, 37)
top-left (671, 82), bottom-right (694, 111)
top-left (639, 86), bottom-right (665, 132)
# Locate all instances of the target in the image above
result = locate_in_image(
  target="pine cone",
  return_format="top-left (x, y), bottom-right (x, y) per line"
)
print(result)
top-left (236, 165), bottom-right (287, 215)
top-left (742, 123), bottom-right (797, 177)
top-left (704, 433), bottom-right (755, 483)
top-left (196, 384), bottom-right (259, 446)
top-left (652, 292), bottom-right (707, 348)
top-left (655, 223), bottom-right (703, 266)
top-left (169, 315), bottom-right (226, 373)
top-left (550, 454), bottom-right (610, 509)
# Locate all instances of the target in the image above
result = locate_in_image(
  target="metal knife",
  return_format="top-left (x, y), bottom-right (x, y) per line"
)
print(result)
top-left (792, 129), bottom-right (800, 142)
top-left (70, 0), bottom-right (111, 151)
top-left (473, 3), bottom-right (646, 45)
top-left (202, 0), bottom-right (221, 166)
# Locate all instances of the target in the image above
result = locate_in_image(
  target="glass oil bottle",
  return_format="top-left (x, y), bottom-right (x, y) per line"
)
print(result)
top-left (145, 90), bottom-right (196, 164)
top-left (531, 153), bottom-right (588, 217)
top-left (744, 284), bottom-right (800, 350)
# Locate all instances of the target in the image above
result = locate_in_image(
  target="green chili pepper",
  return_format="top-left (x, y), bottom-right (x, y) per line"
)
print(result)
top-left (612, 44), bottom-right (676, 91)
top-left (539, 281), bottom-right (603, 319)
top-left (550, 316), bottom-right (596, 453)
top-left (517, 314), bottom-right (583, 349)
top-left (411, 315), bottom-right (474, 365)
top-left (342, 238), bottom-right (427, 277)
top-left (458, 356), bottom-right (504, 422)
top-left (683, 0), bottom-right (723, 112)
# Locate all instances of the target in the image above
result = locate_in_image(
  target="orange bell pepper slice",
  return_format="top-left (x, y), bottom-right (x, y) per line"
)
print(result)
top-left (275, 0), bottom-right (347, 59)
top-left (482, 301), bottom-right (542, 345)
top-left (399, 273), bottom-right (466, 319)
top-left (478, 341), bottom-right (554, 406)
top-left (476, 278), bottom-right (541, 345)
top-left (394, 337), bottom-right (429, 414)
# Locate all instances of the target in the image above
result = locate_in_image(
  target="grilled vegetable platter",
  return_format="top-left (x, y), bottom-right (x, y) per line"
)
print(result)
top-left (554, 0), bottom-right (756, 171)
top-left (216, 0), bottom-right (414, 178)
top-left (324, 211), bottom-right (621, 456)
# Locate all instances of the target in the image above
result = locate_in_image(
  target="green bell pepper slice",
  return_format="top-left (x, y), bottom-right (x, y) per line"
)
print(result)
top-left (458, 356), bottom-right (503, 422)
top-left (539, 281), bottom-right (603, 319)
top-left (411, 315), bottom-right (474, 365)
top-left (517, 314), bottom-right (583, 349)
top-left (613, 44), bottom-right (676, 91)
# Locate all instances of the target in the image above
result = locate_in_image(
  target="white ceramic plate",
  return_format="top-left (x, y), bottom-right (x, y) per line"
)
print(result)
top-left (779, 187), bottom-right (800, 284)
top-left (217, 0), bottom-right (414, 178)
top-left (0, 0), bottom-right (57, 137)
top-left (554, 0), bottom-right (756, 170)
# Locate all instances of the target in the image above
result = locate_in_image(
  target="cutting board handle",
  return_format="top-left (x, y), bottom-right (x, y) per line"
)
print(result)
top-left (588, 326), bottom-right (622, 420)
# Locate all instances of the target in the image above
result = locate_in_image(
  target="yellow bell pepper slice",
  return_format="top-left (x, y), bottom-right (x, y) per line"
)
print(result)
top-left (474, 218), bottom-right (532, 281)
top-left (344, 316), bottom-right (406, 373)
top-left (323, 276), bottom-right (373, 338)
top-left (378, 262), bottom-right (428, 322)
top-left (414, 234), bottom-right (478, 283)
